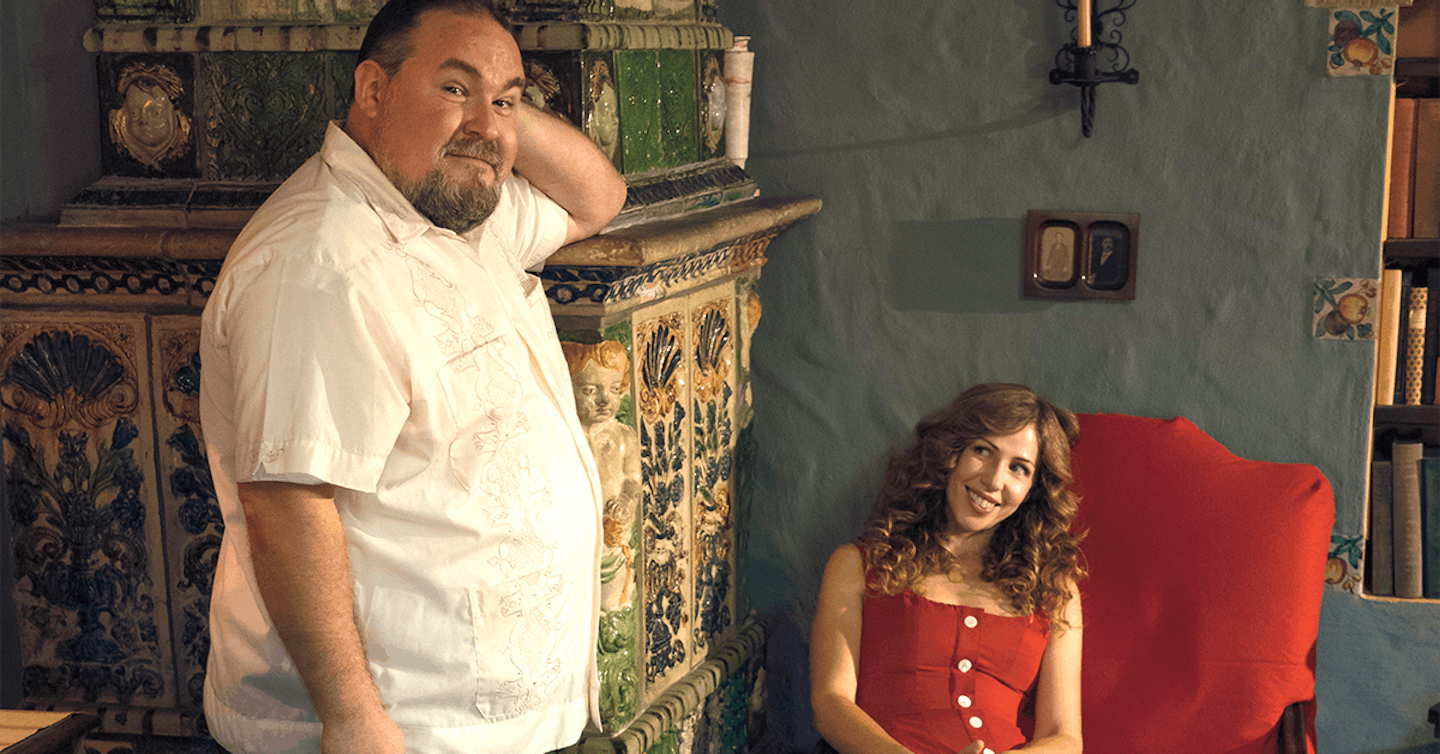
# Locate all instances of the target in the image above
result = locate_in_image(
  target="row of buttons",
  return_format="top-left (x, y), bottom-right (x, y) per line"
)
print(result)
top-left (960, 614), bottom-right (993, 754)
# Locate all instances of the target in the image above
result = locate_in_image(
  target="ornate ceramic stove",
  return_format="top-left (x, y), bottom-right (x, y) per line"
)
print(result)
top-left (0, 1), bottom-right (819, 752)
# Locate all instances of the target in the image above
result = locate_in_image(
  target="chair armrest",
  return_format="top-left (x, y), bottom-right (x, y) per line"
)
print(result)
top-left (1278, 703), bottom-right (1306, 754)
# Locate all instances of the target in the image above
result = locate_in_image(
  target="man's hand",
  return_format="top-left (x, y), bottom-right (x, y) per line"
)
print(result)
top-left (321, 711), bottom-right (406, 754)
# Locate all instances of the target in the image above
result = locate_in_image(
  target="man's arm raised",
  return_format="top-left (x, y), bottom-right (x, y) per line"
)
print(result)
top-left (511, 101), bottom-right (627, 246)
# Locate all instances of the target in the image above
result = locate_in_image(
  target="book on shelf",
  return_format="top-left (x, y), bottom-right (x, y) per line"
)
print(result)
top-left (1415, 99), bottom-right (1440, 240)
top-left (1371, 459), bottom-right (1395, 596)
top-left (1425, 274), bottom-right (1439, 405)
top-left (1393, 441), bottom-right (1426, 599)
top-left (1389, 97), bottom-right (1415, 240)
top-left (1377, 269), bottom-right (1404, 406)
top-left (1404, 285), bottom-right (1429, 404)
top-left (1423, 456), bottom-right (1440, 599)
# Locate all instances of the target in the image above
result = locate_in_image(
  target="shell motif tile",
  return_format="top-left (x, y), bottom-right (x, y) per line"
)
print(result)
top-left (199, 52), bottom-right (331, 181)
top-left (1326, 7), bottom-right (1398, 76)
top-left (149, 317), bottom-right (219, 711)
top-left (98, 54), bottom-right (200, 179)
top-left (688, 294), bottom-right (735, 659)
top-left (1, 314), bottom-right (176, 707)
top-left (633, 302), bottom-right (693, 706)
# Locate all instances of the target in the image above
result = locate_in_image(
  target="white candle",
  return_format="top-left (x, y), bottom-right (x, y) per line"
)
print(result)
top-left (1078, 0), bottom-right (1092, 47)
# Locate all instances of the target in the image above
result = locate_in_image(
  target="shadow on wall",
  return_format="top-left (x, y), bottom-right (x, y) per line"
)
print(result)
top-left (889, 218), bottom-right (1054, 315)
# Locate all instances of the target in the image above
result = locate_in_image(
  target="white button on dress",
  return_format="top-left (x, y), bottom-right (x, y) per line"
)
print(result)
top-left (969, 715), bottom-right (983, 728)
top-left (958, 658), bottom-right (972, 672)
top-left (963, 615), bottom-right (979, 628)
top-left (957, 695), bottom-right (972, 708)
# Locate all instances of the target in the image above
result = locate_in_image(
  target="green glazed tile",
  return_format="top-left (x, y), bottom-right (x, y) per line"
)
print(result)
top-left (329, 51), bottom-right (358, 121)
top-left (200, 52), bottom-right (330, 181)
top-left (658, 49), bottom-right (698, 168)
top-left (615, 50), bottom-right (662, 173)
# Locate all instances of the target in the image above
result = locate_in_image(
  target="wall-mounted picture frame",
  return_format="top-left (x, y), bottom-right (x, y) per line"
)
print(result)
top-left (1022, 210), bottom-right (1139, 301)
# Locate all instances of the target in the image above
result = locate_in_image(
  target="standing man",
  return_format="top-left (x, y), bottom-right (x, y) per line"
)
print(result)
top-left (198, 1), bottom-right (627, 752)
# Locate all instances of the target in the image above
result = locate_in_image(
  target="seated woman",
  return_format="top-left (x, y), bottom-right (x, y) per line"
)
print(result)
top-left (810, 383), bottom-right (1085, 754)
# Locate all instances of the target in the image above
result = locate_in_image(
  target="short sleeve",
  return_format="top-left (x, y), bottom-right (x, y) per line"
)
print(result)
top-left (481, 174), bottom-right (570, 271)
top-left (220, 253), bottom-right (408, 493)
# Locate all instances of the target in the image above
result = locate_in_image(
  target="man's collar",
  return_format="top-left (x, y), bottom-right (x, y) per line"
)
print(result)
top-left (321, 121), bottom-right (440, 245)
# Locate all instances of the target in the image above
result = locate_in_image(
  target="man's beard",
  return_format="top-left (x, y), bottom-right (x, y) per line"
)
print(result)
top-left (382, 137), bottom-right (505, 235)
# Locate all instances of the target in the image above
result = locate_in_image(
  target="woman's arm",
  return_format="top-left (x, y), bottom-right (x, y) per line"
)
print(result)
top-left (810, 544), bottom-right (915, 754)
top-left (1011, 587), bottom-right (1083, 753)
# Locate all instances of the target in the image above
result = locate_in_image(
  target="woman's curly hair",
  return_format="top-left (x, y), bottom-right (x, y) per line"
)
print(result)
top-left (856, 383), bottom-right (1086, 626)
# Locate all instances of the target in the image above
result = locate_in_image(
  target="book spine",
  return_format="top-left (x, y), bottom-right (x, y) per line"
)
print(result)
top-left (1413, 99), bottom-right (1440, 239)
top-left (1405, 286), bottom-right (1428, 404)
top-left (1376, 269), bottom-right (1403, 406)
top-left (1393, 441), bottom-right (1426, 598)
top-left (1388, 97), bottom-right (1416, 240)
top-left (1425, 275), bottom-right (1439, 405)
top-left (1423, 457), bottom-right (1440, 599)
top-left (1370, 459), bottom-right (1394, 596)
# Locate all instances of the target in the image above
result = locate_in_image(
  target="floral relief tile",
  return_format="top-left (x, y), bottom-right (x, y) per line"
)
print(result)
top-left (633, 299), bottom-right (693, 708)
top-left (1, 313), bottom-right (177, 707)
top-left (1312, 277), bottom-right (1378, 340)
top-left (200, 52), bottom-right (330, 181)
top-left (689, 293), bottom-right (735, 661)
top-left (150, 317), bottom-right (219, 711)
top-left (1326, 7), bottom-right (1397, 76)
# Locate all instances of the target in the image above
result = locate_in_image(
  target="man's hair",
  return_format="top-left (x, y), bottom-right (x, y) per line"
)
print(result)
top-left (357, 0), bottom-right (515, 78)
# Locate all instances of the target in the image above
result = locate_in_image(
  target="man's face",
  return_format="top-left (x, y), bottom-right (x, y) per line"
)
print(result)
top-left (369, 9), bottom-right (524, 233)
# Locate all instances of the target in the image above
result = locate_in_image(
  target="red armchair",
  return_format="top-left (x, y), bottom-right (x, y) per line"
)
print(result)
top-left (1069, 413), bottom-right (1334, 754)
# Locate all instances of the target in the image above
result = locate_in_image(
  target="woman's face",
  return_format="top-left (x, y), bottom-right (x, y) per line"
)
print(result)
top-left (944, 423), bottom-right (1040, 536)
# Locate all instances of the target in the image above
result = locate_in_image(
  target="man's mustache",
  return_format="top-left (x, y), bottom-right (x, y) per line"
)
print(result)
top-left (444, 138), bottom-right (503, 168)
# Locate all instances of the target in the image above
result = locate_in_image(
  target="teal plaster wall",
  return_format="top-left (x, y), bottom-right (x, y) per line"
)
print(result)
top-left (0, 0), bottom-right (99, 221)
top-left (717, 1), bottom-right (1439, 752)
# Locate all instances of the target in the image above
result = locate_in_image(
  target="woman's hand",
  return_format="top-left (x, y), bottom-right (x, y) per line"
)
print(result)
top-left (958, 741), bottom-right (986, 754)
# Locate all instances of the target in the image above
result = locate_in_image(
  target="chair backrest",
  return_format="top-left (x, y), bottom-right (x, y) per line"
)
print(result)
top-left (1069, 413), bottom-right (1334, 754)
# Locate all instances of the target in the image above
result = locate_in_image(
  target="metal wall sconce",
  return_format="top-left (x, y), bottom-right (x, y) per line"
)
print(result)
top-left (1049, 0), bottom-right (1140, 137)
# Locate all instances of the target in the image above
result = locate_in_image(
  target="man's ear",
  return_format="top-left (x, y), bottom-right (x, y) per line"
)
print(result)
top-left (351, 59), bottom-right (390, 120)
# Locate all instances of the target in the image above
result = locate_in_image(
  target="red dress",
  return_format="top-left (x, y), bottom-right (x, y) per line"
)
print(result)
top-left (854, 586), bottom-right (1050, 754)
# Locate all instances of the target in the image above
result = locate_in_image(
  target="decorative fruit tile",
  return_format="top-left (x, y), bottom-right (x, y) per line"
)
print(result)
top-left (98, 53), bottom-right (201, 179)
top-left (1327, 533), bottom-right (1365, 594)
top-left (199, 52), bottom-right (330, 181)
top-left (149, 317), bottom-right (218, 711)
top-left (1311, 277), bottom-right (1378, 340)
top-left (1326, 7), bottom-right (1397, 76)
top-left (1, 313), bottom-right (177, 708)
